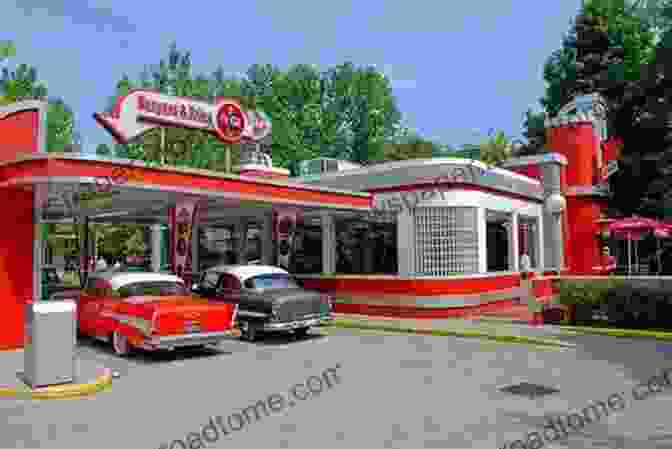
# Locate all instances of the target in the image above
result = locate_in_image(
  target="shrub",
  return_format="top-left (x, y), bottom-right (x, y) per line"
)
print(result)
top-left (556, 280), bottom-right (615, 306)
top-left (606, 285), bottom-right (672, 328)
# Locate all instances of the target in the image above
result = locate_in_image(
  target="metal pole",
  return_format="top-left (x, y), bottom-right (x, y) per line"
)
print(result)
top-left (160, 127), bottom-right (166, 164)
top-left (628, 238), bottom-right (632, 275)
top-left (225, 145), bottom-right (232, 173)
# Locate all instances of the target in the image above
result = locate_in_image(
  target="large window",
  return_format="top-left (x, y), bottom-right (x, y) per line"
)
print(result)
top-left (414, 207), bottom-right (478, 275)
top-left (518, 216), bottom-right (539, 269)
top-left (486, 210), bottom-right (512, 272)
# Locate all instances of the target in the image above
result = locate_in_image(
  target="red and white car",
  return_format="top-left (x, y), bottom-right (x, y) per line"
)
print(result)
top-left (76, 272), bottom-right (238, 356)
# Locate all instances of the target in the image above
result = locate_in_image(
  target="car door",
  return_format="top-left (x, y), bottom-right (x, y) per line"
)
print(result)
top-left (216, 273), bottom-right (242, 304)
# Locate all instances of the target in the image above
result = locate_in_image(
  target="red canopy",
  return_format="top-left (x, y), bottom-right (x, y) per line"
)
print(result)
top-left (608, 216), bottom-right (671, 239)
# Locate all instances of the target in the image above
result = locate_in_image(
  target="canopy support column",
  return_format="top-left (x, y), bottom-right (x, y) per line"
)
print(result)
top-left (151, 224), bottom-right (162, 272)
top-left (261, 211), bottom-right (275, 265)
top-left (321, 214), bottom-right (336, 275)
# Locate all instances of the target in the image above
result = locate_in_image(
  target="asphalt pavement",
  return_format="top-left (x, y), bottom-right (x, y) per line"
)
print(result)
top-left (1, 328), bottom-right (672, 448)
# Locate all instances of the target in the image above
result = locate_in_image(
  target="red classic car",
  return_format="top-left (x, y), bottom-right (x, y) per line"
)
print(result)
top-left (77, 272), bottom-right (238, 356)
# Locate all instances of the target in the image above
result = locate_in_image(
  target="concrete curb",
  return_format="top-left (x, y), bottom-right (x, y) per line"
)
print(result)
top-left (556, 325), bottom-right (672, 341)
top-left (328, 319), bottom-right (576, 348)
top-left (0, 368), bottom-right (113, 400)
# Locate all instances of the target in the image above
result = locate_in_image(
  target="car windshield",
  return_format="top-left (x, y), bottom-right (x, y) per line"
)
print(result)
top-left (116, 281), bottom-right (188, 298)
top-left (244, 273), bottom-right (298, 290)
top-left (44, 270), bottom-right (60, 283)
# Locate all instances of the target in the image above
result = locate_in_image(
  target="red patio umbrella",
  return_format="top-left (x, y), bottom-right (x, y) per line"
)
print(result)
top-left (608, 216), bottom-right (670, 274)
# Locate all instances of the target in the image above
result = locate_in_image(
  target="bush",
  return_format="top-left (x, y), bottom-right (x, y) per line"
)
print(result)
top-left (556, 280), bottom-right (615, 306)
top-left (605, 285), bottom-right (672, 328)
top-left (556, 280), bottom-right (623, 324)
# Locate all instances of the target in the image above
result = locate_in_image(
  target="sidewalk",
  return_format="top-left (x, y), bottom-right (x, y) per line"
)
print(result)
top-left (330, 313), bottom-right (577, 346)
top-left (0, 348), bottom-right (112, 399)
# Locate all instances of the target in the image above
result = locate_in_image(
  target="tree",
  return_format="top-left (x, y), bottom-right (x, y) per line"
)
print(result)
top-left (540, 0), bottom-right (656, 116)
top-left (96, 143), bottom-right (112, 156)
top-left (108, 43), bottom-right (232, 170)
top-left (382, 135), bottom-right (438, 161)
top-left (478, 130), bottom-right (513, 166)
top-left (518, 109), bottom-right (548, 156)
top-left (0, 59), bottom-right (76, 152)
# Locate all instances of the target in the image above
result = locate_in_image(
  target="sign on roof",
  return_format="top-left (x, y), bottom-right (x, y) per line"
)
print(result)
top-left (94, 90), bottom-right (271, 145)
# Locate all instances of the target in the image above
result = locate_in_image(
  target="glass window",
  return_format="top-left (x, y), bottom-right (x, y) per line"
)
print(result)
top-left (201, 272), bottom-right (219, 289)
top-left (243, 273), bottom-right (298, 290)
top-left (218, 274), bottom-right (241, 290)
top-left (116, 281), bottom-right (188, 298)
top-left (44, 269), bottom-right (60, 283)
top-left (415, 207), bottom-right (479, 275)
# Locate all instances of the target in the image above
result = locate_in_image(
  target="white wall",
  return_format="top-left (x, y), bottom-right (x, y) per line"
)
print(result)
top-left (386, 188), bottom-right (544, 274)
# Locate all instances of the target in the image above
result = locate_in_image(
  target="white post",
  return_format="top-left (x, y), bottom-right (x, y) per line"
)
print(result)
top-left (477, 207), bottom-right (487, 273)
top-left (510, 213), bottom-right (519, 271)
top-left (151, 224), bottom-right (162, 272)
top-left (321, 214), bottom-right (336, 275)
top-left (397, 209), bottom-right (415, 276)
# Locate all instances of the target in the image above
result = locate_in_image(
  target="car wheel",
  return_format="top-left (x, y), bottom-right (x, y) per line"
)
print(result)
top-left (111, 331), bottom-right (131, 356)
top-left (240, 322), bottom-right (258, 342)
top-left (294, 327), bottom-right (310, 338)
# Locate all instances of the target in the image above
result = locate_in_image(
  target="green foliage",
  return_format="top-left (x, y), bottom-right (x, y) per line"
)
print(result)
top-left (0, 40), bottom-right (16, 62)
top-left (556, 279), bottom-right (621, 306)
top-left (478, 130), bottom-right (513, 165)
top-left (46, 99), bottom-right (75, 152)
top-left (110, 46), bottom-right (403, 170)
top-left (584, 0), bottom-right (657, 79)
top-left (540, 0), bottom-right (656, 115)
top-left (0, 55), bottom-right (75, 152)
top-left (382, 135), bottom-right (439, 161)
top-left (96, 143), bottom-right (112, 156)
top-left (124, 228), bottom-right (147, 256)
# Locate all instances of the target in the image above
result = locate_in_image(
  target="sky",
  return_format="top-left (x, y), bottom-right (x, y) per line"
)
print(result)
top-left (2, 0), bottom-right (583, 155)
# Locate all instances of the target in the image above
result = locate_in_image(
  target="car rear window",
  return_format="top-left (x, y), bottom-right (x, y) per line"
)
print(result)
top-left (44, 270), bottom-right (60, 283)
top-left (244, 273), bottom-right (298, 290)
top-left (116, 281), bottom-right (188, 298)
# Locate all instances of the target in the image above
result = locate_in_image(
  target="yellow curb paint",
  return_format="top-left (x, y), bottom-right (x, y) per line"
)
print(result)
top-left (0, 369), bottom-right (112, 400)
top-left (329, 320), bottom-right (573, 348)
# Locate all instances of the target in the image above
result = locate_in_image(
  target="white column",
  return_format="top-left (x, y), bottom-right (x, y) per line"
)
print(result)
top-left (151, 224), bottom-right (162, 272)
top-left (261, 212), bottom-right (274, 265)
top-left (477, 207), bottom-right (487, 273)
top-left (397, 209), bottom-right (415, 276)
top-left (236, 218), bottom-right (248, 264)
top-left (536, 215), bottom-right (544, 272)
top-left (321, 214), bottom-right (336, 274)
top-left (510, 213), bottom-right (519, 271)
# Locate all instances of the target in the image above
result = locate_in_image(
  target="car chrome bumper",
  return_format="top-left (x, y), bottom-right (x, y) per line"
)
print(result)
top-left (141, 330), bottom-right (236, 350)
top-left (261, 314), bottom-right (332, 331)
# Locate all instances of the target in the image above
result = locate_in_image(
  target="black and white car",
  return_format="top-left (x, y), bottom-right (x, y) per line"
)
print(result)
top-left (191, 265), bottom-right (333, 341)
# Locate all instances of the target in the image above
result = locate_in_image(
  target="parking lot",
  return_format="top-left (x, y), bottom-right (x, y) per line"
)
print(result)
top-left (2, 328), bottom-right (672, 449)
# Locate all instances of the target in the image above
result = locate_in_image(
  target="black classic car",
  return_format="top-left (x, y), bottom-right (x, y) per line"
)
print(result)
top-left (191, 265), bottom-right (332, 341)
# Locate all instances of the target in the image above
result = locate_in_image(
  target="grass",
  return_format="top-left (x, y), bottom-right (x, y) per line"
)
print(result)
top-left (328, 319), bottom-right (573, 348)
top-left (557, 324), bottom-right (672, 341)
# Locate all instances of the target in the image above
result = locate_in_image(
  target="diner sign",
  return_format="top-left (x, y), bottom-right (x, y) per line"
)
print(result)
top-left (95, 90), bottom-right (270, 145)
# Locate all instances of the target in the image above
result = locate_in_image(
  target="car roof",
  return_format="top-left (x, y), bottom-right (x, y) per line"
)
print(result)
top-left (205, 265), bottom-right (289, 282)
top-left (89, 272), bottom-right (184, 290)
